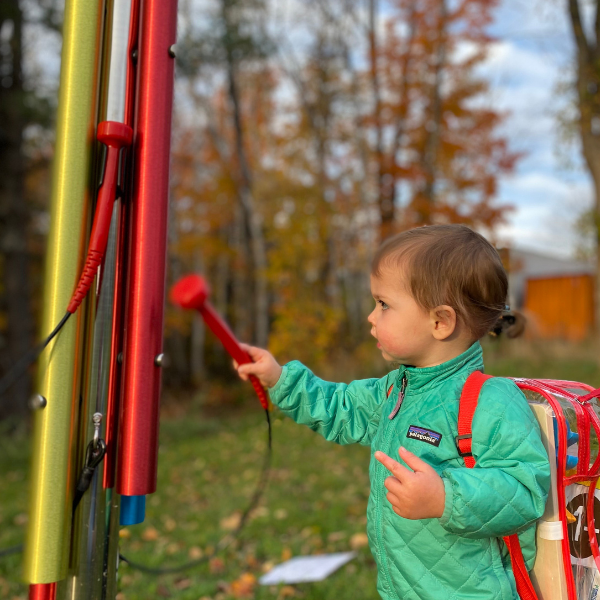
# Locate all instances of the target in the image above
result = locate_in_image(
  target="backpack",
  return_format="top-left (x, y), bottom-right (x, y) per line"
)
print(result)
top-left (460, 372), bottom-right (600, 600)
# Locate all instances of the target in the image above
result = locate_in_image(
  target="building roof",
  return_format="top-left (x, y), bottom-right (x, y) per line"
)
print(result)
top-left (503, 247), bottom-right (594, 308)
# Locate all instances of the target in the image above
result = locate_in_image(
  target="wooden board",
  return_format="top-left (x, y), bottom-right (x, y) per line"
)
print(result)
top-left (529, 402), bottom-right (569, 600)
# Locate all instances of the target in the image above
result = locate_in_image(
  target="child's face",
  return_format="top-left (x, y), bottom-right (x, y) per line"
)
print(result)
top-left (368, 268), bottom-right (438, 367)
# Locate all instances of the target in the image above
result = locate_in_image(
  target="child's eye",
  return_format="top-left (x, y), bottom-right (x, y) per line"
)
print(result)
top-left (378, 300), bottom-right (389, 311)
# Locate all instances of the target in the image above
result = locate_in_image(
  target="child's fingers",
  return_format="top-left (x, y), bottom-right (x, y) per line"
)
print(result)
top-left (238, 362), bottom-right (260, 374)
top-left (375, 451), bottom-right (411, 482)
top-left (384, 478), bottom-right (402, 497)
top-left (241, 344), bottom-right (266, 361)
top-left (398, 446), bottom-right (436, 475)
top-left (386, 490), bottom-right (402, 508)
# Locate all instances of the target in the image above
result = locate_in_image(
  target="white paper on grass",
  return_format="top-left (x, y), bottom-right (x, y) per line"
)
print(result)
top-left (259, 552), bottom-right (356, 585)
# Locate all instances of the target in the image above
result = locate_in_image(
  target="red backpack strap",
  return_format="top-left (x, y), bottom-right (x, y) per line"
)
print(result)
top-left (457, 371), bottom-right (493, 468)
top-left (459, 371), bottom-right (539, 600)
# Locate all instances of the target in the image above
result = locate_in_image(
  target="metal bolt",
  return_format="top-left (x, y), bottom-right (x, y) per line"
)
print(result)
top-left (168, 44), bottom-right (177, 58)
top-left (154, 353), bottom-right (166, 367)
top-left (29, 394), bottom-right (47, 410)
top-left (132, 49), bottom-right (138, 62)
top-left (117, 352), bottom-right (123, 364)
top-left (93, 412), bottom-right (102, 448)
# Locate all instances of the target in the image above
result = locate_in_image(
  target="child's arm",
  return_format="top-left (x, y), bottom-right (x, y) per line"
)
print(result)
top-left (236, 344), bottom-right (392, 446)
top-left (438, 378), bottom-right (550, 539)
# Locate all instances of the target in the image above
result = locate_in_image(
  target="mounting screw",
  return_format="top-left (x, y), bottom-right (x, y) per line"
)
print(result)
top-left (168, 44), bottom-right (177, 58)
top-left (29, 394), bottom-right (47, 410)
top-left (132, 49), bottom-right (138, 63)
top-left (154, 353), bottom-right (167, 367)
top-left (117, 352), bottom-right (123, 364)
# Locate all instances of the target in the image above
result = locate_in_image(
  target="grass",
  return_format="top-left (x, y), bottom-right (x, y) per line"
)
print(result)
top-left (1, 339), bottom-right (599, 599)
top-left (0, 410), bottom-right (377, 600)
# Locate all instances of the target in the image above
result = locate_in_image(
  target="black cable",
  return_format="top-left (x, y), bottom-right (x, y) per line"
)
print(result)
top-left (119, 408), bottom-right (272, 575)
top-left (0, 407), bottom-right (272, 575)
top-left (0, 311), bottom-right (72, 399)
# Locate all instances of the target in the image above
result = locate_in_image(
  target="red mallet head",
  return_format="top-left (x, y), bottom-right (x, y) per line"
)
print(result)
top-left (170, 274), bottom-right (210, 310)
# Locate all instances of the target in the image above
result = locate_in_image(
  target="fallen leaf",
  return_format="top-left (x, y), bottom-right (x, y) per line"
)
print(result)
top-left (262, 560), bottom-right (275, 573)
top-left (167, 543), bottom-right (179, 555)
top-left (230, 573), bottom-right (257, 598)
top-left (327, 531), bottom-right (346, 542)
top-left (142, 527), bottom-right (159, 541)
top-left (164, 517), bottom-right (177, 531)
top-left (350, 532), bottom-right (369, 549)
top-left (277, 586), bottom-right (298, 599)
top-left (281, 547), bottom-right (292, 561)
top-left (220, 512), bottom-right (242, 531)
top-left (174, 578), bottom-right (192, 590)
top-left (245, 554), bottom-right (260, 568)
top-left (274, 508), bottom-right (288, 520)
top-left (209, 557), bottom-right (225, 574)
top-left (250, 506), bottom-right (269, 519)
top-left (119, 528), bottom-right (131, 539)
top-left (188, 545), bottom-right (203, 559)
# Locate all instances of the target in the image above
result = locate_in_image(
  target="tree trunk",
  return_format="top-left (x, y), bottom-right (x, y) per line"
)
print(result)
top-left (417, 0), bottom-right (447, 225)
top-left (0, 0), bottom-right (32, 420)
top-left (368, 0), bottom-right (394, 241)
top-left (567, 0), bottom-right (600, 335)
top-left (225, 46), bottom-right (269, 348)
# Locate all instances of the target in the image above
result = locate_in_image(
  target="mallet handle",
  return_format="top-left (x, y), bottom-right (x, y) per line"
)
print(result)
top-left (201, 303), bottom-right (270, 410)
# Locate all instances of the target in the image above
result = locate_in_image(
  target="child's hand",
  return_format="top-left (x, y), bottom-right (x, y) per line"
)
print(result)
top-left (375, 447), bottom-right (445, 520)
top-left (234, 343), bottom-right (283, 389)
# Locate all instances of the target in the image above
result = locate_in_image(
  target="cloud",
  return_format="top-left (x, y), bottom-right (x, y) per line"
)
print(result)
top-left (475, 4), bottom-right (594, 257)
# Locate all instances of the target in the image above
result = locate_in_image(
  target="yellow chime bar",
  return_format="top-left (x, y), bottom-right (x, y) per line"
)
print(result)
top-left (23, 0), bottom-right (105, 584)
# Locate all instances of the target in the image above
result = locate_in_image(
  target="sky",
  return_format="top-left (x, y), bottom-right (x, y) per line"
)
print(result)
top-left (483, 0), bottom-right (592, 258)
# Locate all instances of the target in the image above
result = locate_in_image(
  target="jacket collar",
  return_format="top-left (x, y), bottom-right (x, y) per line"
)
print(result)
top-left (396, 341), bottom-right (484, 394)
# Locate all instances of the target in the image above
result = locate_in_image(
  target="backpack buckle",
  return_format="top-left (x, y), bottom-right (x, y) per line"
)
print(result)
top-left (455, 434), bottom-right (473, 457)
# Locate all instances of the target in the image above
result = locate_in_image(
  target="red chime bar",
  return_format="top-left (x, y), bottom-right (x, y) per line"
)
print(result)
top-left (29, 583), bottom-right (56, 600)
top-left (103, 0), bottom-right (141, 491)
top-left (117, 0), bottom-right (178, 510)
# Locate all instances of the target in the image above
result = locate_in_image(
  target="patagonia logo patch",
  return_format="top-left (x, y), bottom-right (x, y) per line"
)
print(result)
top-left (406, 425), bottom-right (442, 447)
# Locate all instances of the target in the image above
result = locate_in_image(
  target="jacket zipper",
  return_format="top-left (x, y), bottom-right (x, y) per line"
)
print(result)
top-left (388, 373), bottom-right (407, 420)
top-left (376, 371), bottom-right (409, 597)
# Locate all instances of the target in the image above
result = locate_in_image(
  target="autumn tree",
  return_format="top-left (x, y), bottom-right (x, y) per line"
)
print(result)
top-left (366, 0), bottom-right (517, 240)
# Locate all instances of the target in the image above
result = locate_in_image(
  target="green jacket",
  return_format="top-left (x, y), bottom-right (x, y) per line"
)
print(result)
top-left (268, 342), bottom-right (550, 600)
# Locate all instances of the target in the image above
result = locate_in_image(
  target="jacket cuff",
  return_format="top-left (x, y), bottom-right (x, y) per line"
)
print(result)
top-left (439, 477), bottom-right (454, 526)
top-left (268, 361), bottom-right (299, 401)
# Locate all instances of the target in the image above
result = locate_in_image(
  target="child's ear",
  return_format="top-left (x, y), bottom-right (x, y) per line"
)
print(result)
top-left (430, 305), bottom-right (457, 340)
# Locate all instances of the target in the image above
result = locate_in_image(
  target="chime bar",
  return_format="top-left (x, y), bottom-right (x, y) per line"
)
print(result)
top-left (23, 0), bottom-right (105, 584)
top-left (117, 0), bottom-right (178, 512)
top-left (103, 0), bottom-right (141, 492)
top-left (106, 0), bottom-right (134, 123)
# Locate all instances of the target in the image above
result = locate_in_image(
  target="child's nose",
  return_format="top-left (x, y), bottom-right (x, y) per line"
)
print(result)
top-left (367, 308), bottom-right (376, 325)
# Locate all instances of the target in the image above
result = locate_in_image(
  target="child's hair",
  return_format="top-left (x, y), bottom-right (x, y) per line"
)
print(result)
top-left (371, 224), bottom-right (508, 340)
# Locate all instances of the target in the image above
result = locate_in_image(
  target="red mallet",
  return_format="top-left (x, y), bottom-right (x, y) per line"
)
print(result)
top-left (170, 275), bottom-right (270, 410)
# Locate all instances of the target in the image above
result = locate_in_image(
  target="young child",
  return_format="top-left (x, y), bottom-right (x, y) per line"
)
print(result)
top-left (236, 224), bottom-right (550, 600)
